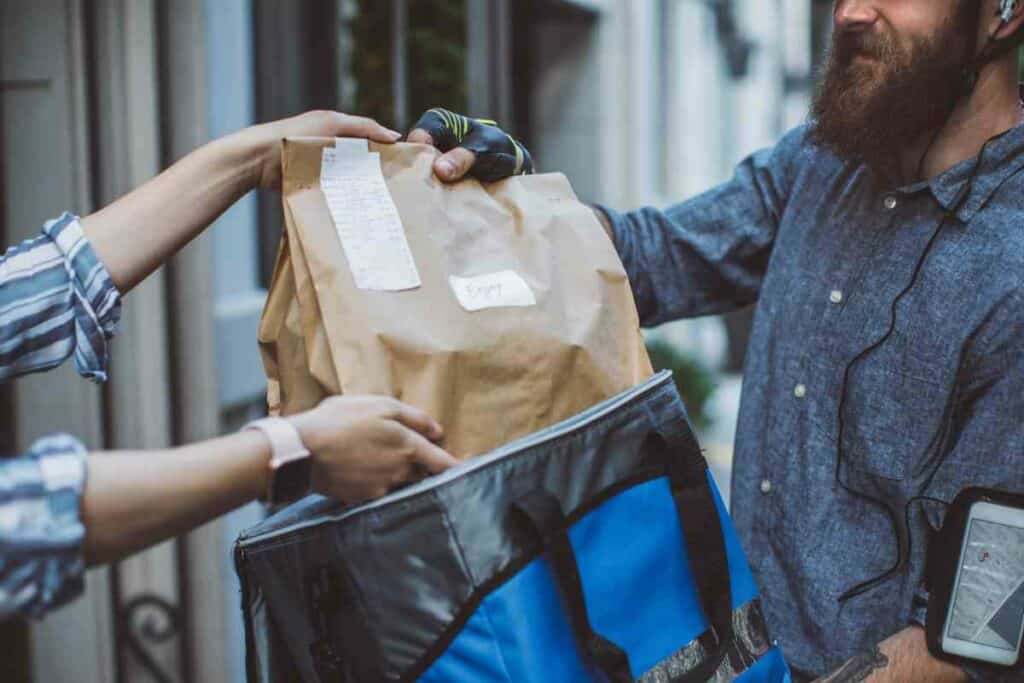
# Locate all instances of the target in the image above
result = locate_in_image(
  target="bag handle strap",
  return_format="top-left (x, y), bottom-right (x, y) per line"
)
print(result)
top-left (510, 422), bottom-right (735, 682)
top-left (658, 422), bottom-right (735, 681)
top-left (511, 489), bottom-right (634, 683)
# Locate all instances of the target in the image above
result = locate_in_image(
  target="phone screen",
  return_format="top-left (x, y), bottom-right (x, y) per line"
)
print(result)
top-left (948, 518), bottom-right (1024, 651)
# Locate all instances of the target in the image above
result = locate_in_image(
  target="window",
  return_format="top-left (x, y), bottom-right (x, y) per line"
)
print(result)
top-left (255, 0), bottom-right (469, 287)
top-left (342, 0), bottom-right (468, 128)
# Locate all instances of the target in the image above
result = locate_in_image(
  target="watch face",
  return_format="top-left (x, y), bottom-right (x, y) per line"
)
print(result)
top-left (272, 457), bottom-right (313, 503)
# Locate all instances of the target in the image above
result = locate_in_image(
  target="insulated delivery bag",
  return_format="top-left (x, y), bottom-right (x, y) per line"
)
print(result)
top-left (235, 372), bottom-right (792, 682)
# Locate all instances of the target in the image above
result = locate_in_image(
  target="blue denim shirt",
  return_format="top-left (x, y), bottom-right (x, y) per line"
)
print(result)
top-left (599, 123), bottom-right (1024, 678)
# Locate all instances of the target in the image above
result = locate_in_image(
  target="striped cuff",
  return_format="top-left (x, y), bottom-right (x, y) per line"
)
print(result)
top-left (0, 434), bottom-right (88, 620)
top-left (43, 213), bottom-right (122, 382)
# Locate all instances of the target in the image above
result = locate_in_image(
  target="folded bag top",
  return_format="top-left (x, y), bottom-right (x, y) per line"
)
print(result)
top-left (235, 372), bottom-right (792, 683)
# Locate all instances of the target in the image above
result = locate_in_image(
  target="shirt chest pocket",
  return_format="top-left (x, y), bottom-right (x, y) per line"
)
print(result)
top-left (812, 341), bottom-right (957, 481)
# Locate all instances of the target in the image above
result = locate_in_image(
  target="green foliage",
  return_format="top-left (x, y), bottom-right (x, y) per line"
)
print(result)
top-left (348, 0), bottom-right (467, 128)
top-left (349, 1), bottom-right (394, 125)
top-left (645, 339), bottom-right (719, 431)
top-left (408, 0), bottom-right (467, 117)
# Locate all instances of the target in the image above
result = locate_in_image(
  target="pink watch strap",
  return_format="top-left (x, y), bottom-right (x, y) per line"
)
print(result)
top-left (243, 417), bottom-right (310, 468)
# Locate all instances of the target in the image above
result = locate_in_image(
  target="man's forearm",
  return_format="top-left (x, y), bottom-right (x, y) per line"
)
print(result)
top-left (816, 627), bottom-right (966, 683)
top-left (80, 134), bottom-right (258, 293)
top-left (81, 431), bottom-right (270, 566)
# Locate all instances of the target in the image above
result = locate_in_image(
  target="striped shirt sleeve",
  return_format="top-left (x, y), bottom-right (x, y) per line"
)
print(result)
top-left (0, 212), bottom-right (122, 383)
top-left (0, 434), bottom-right (88, 620)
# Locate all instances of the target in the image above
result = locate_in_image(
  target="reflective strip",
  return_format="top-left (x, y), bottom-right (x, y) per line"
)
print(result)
top-left (507, 133), bottom-right (524, 175)
top-left (638, 599), bottom-right (774, 683)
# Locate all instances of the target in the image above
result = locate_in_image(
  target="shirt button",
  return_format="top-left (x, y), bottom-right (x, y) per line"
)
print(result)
top-left (884, 196), bottom-right (898, 210)
top-left (760, 479), bottom-right (773, 494)
top-left (794, 383), bottom-right (807, 399)
top-left (829, 289), bottom-right (843, 304)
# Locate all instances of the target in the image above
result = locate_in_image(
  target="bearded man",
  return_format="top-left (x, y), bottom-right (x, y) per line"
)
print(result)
top-left (408, 0), bottom-right (1024, 680)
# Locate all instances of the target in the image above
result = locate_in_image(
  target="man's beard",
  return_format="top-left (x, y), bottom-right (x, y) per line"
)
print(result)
top-left (809, 9), bottom-right (974, 175)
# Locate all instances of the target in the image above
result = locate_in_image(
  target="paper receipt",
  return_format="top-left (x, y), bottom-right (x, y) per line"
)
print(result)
top-left (320, 142), bottom-right (421, 291)
top-left (449, 270), bottom-right (537, 312)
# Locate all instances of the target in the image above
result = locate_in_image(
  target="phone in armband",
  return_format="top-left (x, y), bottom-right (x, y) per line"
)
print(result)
top-left (926, 488), bottom-right (1024, 669)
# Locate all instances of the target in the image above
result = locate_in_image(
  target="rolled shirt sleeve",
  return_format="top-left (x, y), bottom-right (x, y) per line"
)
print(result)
top-left (0, 212), bottom-right (122, 383)
top-left (0, 434), bottom-right (88, 620)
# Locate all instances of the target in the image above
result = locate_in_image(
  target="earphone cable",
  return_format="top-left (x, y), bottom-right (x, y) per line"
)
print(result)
top-left (834, 134), bottom-right (999, 603)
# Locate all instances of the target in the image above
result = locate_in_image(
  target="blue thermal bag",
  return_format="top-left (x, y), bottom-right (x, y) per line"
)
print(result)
top-left (235, 371), bottom-right (792, 682)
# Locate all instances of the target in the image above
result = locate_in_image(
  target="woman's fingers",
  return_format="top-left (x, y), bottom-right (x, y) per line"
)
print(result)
top-left (406, 431), bottom-right (459, 474)
top-left (331, 113), bottom-right (401, 142)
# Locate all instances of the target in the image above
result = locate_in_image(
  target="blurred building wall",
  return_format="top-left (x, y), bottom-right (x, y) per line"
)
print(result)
top-left (516, 0), bottom-right (812, 208)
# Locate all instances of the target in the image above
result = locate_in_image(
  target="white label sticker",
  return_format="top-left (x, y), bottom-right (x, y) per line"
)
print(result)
top-left (449, 270), bottom-right (537, 312)
top-left (320, 143), bottom-right (421, 292)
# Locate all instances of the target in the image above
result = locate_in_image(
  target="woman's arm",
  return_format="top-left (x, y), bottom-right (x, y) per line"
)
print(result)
top-left (81, 111), bottom-right (400, 293)
top-left (81, 430), bottom-right (271, 566)
top-left (0, 112), bottom-right (398, 385)
top-left (1, 395), bottom-right (456, 617)
top-left (82, 395), bottom-right (455, 566)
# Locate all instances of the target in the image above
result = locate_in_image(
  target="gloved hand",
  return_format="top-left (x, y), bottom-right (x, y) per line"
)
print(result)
top-left (407, 108), bottom-right (534, 183)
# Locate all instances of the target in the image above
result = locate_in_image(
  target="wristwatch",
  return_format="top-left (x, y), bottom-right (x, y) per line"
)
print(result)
top-left (243, 417), bottom-right (313, 504)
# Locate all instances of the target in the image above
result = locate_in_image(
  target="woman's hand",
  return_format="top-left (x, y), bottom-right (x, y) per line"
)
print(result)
top-left (81, 110), bottom-right (400, 293)
top-left (78, 394), bottom-right (453, 567)
top-left (289, 395), bottom-right (458, 503)
top-left (234, 110), bottom-right (402, 191)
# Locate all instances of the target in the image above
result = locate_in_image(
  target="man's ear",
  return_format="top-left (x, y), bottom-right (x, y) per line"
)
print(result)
top-left (994, 0), bottom-right (1024, 41)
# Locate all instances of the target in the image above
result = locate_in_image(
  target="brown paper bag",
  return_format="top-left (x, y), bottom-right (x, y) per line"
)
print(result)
top-left (258, 137), bottom-right (652, 459)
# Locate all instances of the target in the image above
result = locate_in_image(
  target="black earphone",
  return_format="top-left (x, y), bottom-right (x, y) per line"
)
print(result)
top-left (833, 151), bottom-right (980, 602)
top-left (959, 0), bottom-right (1019, 95)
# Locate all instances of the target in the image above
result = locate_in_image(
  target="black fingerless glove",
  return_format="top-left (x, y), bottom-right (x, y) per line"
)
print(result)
top-left (411, 108), bottom-right (534, 182)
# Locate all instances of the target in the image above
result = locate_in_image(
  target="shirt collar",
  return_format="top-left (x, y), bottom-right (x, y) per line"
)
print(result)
top-left (927, 122), bottom-right (1024, 223)
top-left (891, 109), bottom-right (1024, 224)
